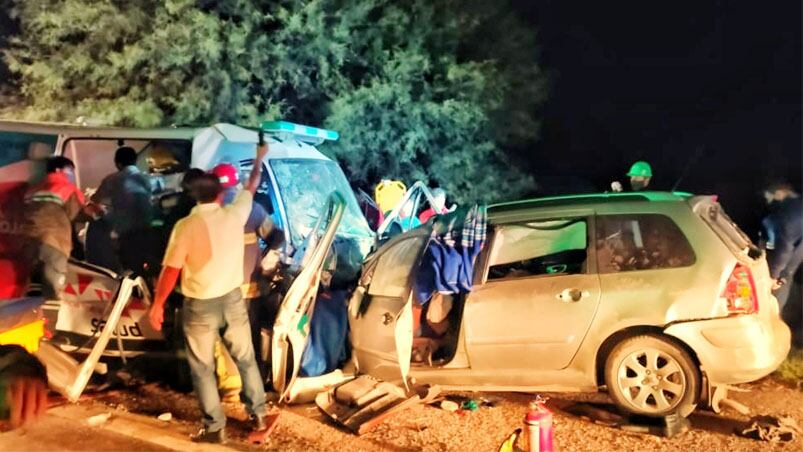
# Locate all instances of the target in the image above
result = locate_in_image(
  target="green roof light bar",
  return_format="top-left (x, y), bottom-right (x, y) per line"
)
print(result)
top-left (260, 120), bottom-right (339, 144)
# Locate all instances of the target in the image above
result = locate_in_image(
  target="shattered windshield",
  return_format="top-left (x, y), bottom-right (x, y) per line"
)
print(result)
top-left (270, 159), bottom-right (372, 246)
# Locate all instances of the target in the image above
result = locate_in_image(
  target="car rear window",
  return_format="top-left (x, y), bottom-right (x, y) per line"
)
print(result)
top-left (596, 214), bottom-right (696, 273)
top-left (696, 201), bottom-right (758, 259)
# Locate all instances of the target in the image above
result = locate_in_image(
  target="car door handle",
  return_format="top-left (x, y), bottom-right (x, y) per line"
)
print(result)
top-left (556, 288), bottom-right (590, 302)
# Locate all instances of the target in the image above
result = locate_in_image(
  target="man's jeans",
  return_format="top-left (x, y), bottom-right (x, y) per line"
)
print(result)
top-left (183, 289), bottom-right (266, 431)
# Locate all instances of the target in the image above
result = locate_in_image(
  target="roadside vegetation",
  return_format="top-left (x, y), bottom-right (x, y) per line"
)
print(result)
top-left (1, 0), bottom-right (547, 204)
top-left (775, 348), bottom-right (803, 387)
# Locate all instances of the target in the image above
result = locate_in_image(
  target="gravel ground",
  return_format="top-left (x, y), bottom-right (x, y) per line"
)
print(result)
top-left (89, 376), bottom-right (802, 451)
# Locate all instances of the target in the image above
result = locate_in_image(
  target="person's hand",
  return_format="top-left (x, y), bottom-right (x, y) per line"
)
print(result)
top-left (84, 202), bottom-right (104, 219)
top-left (148, 305), bottom-right (164, 331)
top-left (256, 141), bottom-right (269, 162)
top-left (611, 181), bottom-right (623, 192)
top-left (6, 376), bottom-right (48, 429)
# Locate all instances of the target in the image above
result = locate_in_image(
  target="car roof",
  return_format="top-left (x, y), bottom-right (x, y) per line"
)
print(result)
top-left (489, 191), bottom-right (693, 216)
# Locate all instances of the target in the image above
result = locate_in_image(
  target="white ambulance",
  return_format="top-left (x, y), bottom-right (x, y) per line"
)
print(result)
top-left (0, 120), bottom-right (373, 359)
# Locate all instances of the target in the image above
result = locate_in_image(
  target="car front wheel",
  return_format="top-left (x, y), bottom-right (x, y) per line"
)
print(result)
top-left (604, 334), bottom-right (699, 417)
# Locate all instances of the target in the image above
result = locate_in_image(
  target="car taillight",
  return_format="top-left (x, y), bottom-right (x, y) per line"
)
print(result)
top-left (721, 264), bottom-right (758, 314)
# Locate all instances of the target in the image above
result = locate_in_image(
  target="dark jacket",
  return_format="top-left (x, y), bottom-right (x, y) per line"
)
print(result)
top-left (766, 197), bottom-right (803, 280)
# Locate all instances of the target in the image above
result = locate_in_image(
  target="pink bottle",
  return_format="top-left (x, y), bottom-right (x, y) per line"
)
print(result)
top-left (524, 397), bottom-right (554, 452)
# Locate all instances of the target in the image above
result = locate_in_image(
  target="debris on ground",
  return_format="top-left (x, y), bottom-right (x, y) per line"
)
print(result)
top-left (738, 415), bottom-right (802, 442)
top-left (429, 394), bottom-right (499, 413)
top-left (316, 375), bottom-right (422, 435)
top-left (497, 428), bottom-right (524, 452)
top-left (416, 384), bottom-right (442, 405)
top-left (86, 412), bottom-right (112, 426)
top-left (478, 396), bottom-right (502, 408)
top-left (157, 412), bottom-right (172, 422)
top-left (440, 400), bottom-right (459, 412)
top-left (79, 376), bottom-right (803, 451)
top-left (719, 398), bottom-right (751, 415)
top-left (710, 384), bottom-right (751, 414)
top-left (461, 399), bottom-right (479, 411)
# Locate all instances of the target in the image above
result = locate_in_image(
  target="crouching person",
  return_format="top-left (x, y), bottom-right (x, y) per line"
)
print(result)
top-left (23, 157), bottom-right (95, 299)
top-left (148, 142), bottom-right (270, 444)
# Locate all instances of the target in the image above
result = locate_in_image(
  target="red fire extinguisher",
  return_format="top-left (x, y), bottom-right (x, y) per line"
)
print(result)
top-left (524, 396), bottom-right (554, 452)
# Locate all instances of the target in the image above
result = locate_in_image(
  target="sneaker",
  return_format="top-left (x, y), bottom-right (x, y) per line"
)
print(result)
top-left (190, 427), bottom-right (227, 444)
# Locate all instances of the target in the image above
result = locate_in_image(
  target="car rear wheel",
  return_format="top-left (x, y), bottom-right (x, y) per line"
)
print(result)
top-left (604, 334), bottom-right (699, 417)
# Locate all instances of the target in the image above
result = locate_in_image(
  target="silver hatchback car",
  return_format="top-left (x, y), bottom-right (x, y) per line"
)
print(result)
top-left (346, 192), bottom-right (791, 417)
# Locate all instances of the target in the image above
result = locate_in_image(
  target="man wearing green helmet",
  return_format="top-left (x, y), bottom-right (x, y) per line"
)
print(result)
top-left (612, 161), bottom-right (653, 192)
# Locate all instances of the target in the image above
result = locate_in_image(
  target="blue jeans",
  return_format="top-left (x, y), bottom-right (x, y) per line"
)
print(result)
top-left (183, 289), bottom-right (266, 431)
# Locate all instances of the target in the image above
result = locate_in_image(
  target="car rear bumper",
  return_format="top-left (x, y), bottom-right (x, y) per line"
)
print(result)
top-left (664, 314), bottom-right (791, 384)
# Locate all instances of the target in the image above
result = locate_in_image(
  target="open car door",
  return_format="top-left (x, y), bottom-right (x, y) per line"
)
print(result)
top-left (348, 227), bottom-right (430, 387)
top-left (313, 228), bottom-right (433, 436)
top-left (272, 192), bottom-right (345, 402)
top-left (376, 181), bottom-right (440, 242)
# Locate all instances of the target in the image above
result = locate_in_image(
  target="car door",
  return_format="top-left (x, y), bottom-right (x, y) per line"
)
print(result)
top-left (271, 192), bottom-right (345, 402)
top-left (463, 213), bottom-right (601, 373)
top-left (348, 229), bottom-right (429, 385)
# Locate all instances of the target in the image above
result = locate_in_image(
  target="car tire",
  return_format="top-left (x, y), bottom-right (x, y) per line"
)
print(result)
top-left (604, 334), bottom-right (699, 417)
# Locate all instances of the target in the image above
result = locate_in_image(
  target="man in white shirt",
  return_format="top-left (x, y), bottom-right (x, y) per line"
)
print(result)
top-left (148, 142), bottom-right (269, 444)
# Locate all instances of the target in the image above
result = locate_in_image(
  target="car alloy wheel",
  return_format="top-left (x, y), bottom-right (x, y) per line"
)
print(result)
top-left (605, 334), bottom-right (699, 417)
top-left (617, 349), bottom-right (685, 412)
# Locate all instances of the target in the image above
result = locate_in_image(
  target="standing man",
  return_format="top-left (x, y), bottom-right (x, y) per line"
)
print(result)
top-left (148, 143), bottom-right (269, 444)
top-left (763, 182), bottom-right (802, 311)
top-left (211, 162), bottom-right (283, 383)
top-left (91, 146), bottom-right (155, 274)
top-left (612, 161), bottom-right (653, 192)
top-left (23, 157), bottom-right (93, 299)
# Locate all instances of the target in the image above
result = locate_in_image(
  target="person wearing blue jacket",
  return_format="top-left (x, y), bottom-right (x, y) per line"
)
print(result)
top-left (763, 182), bottom-right (802, 311)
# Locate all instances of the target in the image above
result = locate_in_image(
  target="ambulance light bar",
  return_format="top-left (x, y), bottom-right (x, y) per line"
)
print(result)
top-left (260, 121), bottom-right (339, 143)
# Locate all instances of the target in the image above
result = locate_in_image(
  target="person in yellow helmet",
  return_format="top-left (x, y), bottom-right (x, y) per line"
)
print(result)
top-left (612, 161), bottom-right (653, 192)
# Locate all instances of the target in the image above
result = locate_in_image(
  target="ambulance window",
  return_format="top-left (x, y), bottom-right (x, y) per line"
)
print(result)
top-left (0, 131), bottom-right (56, 167)
top-left (368, 236), bottom-right (427, 298)
top-left (136, 140), bottom-right (191, 176)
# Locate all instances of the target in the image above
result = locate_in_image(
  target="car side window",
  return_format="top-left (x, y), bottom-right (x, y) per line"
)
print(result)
top-left (368, 236), bottom-right (427, 298)
top-left (595, 214), bottom-right (695, 273)
top-left (487, 218), bottom-right (589, 281)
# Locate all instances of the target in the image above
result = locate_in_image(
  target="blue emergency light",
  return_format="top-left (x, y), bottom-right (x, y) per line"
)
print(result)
top-left (261, 120), bottom-right (339, 144)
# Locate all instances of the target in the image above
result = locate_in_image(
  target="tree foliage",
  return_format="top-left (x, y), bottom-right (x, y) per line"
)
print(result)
top-left (4, 0), bottom-right (546, 203)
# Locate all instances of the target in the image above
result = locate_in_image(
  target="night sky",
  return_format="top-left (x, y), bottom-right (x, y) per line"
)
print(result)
top-left (515, 0), bottom-right (802, 234)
